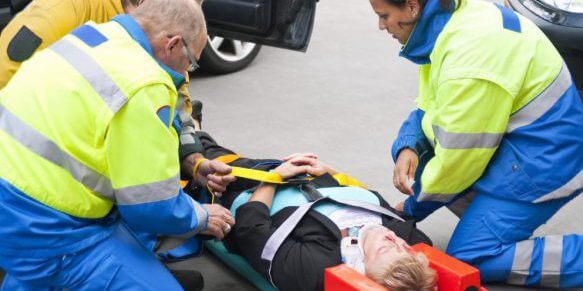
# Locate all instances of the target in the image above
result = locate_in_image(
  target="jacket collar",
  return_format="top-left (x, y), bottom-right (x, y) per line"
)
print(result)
top-left (399, 0), bottom-right (454, 65)
top-left (112, 14), bottom-right (185, 88)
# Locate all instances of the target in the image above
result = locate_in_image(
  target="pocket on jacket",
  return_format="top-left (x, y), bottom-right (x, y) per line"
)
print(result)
top-left (495, 143), bottom-right (540, 199)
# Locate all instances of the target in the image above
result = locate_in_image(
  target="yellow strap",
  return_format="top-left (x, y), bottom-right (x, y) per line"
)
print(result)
top-left (214, 154), bottom-right (241, 164)
top-left (229, 167), bottom-right (368, 189)
top-left (230, 167), bottom-right (285, 184)
top-left (332, 173), bottom-right (368, 189)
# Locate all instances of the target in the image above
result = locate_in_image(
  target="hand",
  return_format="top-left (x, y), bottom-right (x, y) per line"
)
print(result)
top-left (393, 148), bottom-right (418, 195)
top-left (200, 204), bottom-right (235, 240)
top-left (196, 159), bottom-right (236, 197)
top-left (274, 158), bottom-right (314, 180)
top-left (275, 155), bottom-right (338, 179)
top-left (395, 200), bottom-right (405, 213)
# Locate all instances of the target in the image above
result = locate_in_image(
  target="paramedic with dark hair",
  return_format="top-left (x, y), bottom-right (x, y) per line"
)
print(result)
top-left (368, 0), bottom-right (583, 288)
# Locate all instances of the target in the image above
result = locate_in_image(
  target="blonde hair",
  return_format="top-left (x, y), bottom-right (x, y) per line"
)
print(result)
top-left (366, 252), bottom-right (437, 291)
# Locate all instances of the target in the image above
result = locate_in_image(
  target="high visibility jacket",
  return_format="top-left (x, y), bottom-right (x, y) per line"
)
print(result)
top-left (391, 0), bottom-right (582, 218)
top-left (0, 17), bottom-right (207, 256)
top-left (0, 0), bottom-right (124, 88)
top-left (0, 0), bottom-right (203, 164)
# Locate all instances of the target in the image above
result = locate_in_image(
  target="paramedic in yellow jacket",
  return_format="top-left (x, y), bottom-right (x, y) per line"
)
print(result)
top-left (0, 0), bottom-right (223, 191)
top-left (0, 0), bottom-right (235, 289)
top-left (368, 0), bottom-right (582, 288)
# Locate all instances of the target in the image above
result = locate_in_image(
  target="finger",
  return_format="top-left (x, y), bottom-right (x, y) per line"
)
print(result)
top-left (408, 160), bottom-right (417, 182)
top-left (209, 161), bottom-right (232, 175)
top-left (396, 169), bottom-right (411, 195)
top-left (282, 153), bottom-right (302, 161)
top-left (393, 167), bottom-right (399, 187)
top-left (207, 175), bottom-right (228, 192)
top-left (291, 165), bottom-right (311, 176)
top-left (395, 201), bottom-right (405, 212)
top-left (207, 173), bottom-right (233, 186)
top-left (288, 156), bottom-right (318, 166)
top-left (204, 221), bottom-right (224, 240)
top-left (207, 181), bottom-right (226, 195)
top-left (223, 213), bottom-right (235, 226)
top-left (282, 153), bottom-right (318, 161)
top-left (305, 166), bottom-right (325, 176)
top-left (222, 222), bottom-right (232, 234)
top-left (398, 162), bottom-right (413, 195)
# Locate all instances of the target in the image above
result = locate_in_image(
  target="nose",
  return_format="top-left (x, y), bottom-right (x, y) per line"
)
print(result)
top-left (378, 18), bottom-right (386, 30)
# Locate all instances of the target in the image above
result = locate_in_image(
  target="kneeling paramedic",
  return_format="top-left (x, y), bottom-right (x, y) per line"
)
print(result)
top-left (184, 132), bottom-right (437, 291)
top-left (0, 0), bottom-right (234, 289)
top-left (384, 0), bottom-right (583, 286)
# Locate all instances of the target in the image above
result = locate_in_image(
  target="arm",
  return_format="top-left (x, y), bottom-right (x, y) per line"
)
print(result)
top-left (405, 78), bottom-right (513, 217)
top-left (105, 84), bottom-right (208, 236)
top-left (391, 109), bottom-right (431, 162)
top-left (176, 76), bottom-right (235, 193)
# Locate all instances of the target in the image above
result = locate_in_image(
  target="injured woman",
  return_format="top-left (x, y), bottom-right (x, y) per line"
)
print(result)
top-left (188, 132), bottom-right (437, 291)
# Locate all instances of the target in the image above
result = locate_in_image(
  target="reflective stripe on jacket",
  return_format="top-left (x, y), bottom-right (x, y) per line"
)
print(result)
top-left (394, 0), bottom-right (582, 215)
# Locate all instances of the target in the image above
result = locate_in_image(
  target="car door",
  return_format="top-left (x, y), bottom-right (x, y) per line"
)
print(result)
top-left (202, 0), bottom-right (318, 52)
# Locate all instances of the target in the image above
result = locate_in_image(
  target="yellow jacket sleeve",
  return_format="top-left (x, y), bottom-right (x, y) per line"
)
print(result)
top-left (105, 83), bottom-right (207, 235)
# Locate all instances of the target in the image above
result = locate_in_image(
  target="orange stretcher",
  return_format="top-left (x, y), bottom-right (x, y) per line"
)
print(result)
top-left (324, 243), bottom-right (487, 291)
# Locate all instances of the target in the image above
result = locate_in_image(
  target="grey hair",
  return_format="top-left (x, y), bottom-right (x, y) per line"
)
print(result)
top-left (131, 0), bottom-right (206, 43)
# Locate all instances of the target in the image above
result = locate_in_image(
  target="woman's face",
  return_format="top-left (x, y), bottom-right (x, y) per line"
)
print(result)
top-left (369, 0), bottom-right (419, 45)
top-left (362, 225), bottom-right (412, 266)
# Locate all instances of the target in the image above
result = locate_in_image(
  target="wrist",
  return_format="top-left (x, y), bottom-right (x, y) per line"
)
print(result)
top-left (192, 157), bottom-right (208, 179)
top-left (258, 182), bottom-right (277, 189)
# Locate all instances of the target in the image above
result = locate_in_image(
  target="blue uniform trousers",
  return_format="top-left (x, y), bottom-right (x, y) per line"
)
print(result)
top-left (1, 222), bottom-right (182, 291)
top-left (446, 192), bottom-right (582, 288)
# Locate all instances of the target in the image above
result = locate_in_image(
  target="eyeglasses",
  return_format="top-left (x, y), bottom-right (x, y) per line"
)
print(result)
top-left (181, 37), bottom-right (200, 72)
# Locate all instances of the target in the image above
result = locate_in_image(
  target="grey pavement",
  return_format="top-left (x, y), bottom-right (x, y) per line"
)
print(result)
top-left (175, 0), bottom-right (583, 290)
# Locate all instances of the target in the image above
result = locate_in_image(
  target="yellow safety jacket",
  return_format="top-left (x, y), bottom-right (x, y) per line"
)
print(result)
top-left (0, 0), bottom-right (124, 88)
top-left (0, 18), bottom-right (207, 228)
top-left (394, 0), bottom-right (581, 217)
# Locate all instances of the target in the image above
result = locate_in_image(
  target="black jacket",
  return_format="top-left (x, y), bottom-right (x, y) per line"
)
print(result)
top-left (225, 195), bottom-right (432, 291)
top-left (190, 132), bottom-right (432, 290)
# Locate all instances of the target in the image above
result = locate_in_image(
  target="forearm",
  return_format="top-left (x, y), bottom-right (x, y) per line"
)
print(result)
top-left (249, 183), bottom-right (277, 208)
top-left (119, 189), bottom-right (208, 235)
top-left (391, 109), bottom-right (430, 162)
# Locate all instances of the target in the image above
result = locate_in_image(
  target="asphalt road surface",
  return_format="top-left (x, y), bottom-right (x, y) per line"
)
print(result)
top-left (170, 0), bottom-right (583, 290)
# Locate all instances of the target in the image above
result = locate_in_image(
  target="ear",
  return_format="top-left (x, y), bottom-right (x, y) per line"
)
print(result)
top-left (165, 35), bottom-right (182, 54)
top-left (406, 0), bottom-right (421, 18)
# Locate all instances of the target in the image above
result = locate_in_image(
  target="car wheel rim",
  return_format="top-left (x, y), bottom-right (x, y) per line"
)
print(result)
top-left (208, 36), bottom-right (257, 62)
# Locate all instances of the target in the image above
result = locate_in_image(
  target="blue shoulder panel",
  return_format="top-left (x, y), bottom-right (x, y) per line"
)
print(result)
top-left (495, 4), bottom-right (521, 33)
top-left (71, 25), bottom-right (108, 47)
top-left (156, 105), bottom-right (171, 127)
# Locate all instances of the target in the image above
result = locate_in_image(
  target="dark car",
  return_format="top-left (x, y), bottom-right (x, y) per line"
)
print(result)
top-left (0, 0), bottom-right (318, 74)
top-left (502, 0), bottom-right (583, 90)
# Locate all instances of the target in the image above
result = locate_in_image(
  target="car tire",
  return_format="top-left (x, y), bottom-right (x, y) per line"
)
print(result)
top-left (199, 35), bottom-right (262, 74)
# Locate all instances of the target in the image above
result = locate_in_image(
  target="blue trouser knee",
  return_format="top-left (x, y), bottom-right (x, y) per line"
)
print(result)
top-left (1, 222), bottom-right (182, 291)
top-left (446, 193), bottom-right (582, 288)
